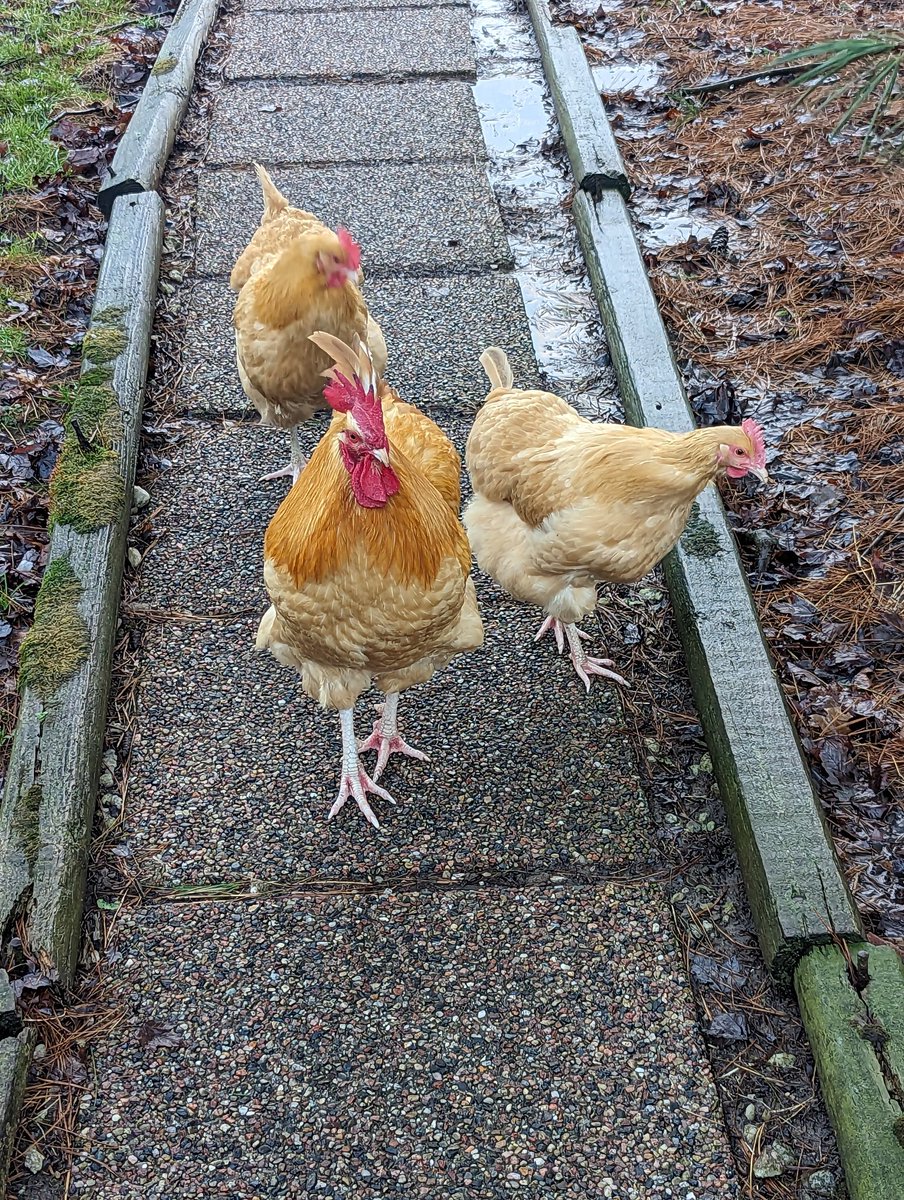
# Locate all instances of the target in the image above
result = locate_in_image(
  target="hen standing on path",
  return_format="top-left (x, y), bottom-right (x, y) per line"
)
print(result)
top-left (255, 333), bottom-right (483, 829)
top-left (464, 347), bottom-right (768, 690)
top-left (230, 165), bottom-right (388, 483)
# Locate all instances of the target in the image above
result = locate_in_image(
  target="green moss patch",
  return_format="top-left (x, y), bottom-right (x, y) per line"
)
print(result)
top-left (81, 325), bottom-right (127, 366)
top-left (11, 783), bottom-right (43, 868)
top-left (682, 502), bottom-right (723, 559)
top-left (51, 372), bottom-right (125, 533)
top-left (150, 53), bottom-right (178, 76)
top-left (18, 558), bottom-right (89, 697)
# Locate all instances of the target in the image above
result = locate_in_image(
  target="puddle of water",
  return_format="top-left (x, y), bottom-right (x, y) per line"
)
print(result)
top-left (469, 0), bottom-right (619, 418)
top-left (631, 196), bottom-right (719, 251)
top-left (591, 59), bottom-right (661, 98)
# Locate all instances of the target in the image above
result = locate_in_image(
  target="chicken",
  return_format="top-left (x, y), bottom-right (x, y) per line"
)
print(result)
top-left (230, 165), bottom-right (388, 483)
top-left (255, 332), bottom-right (484, 828)
top-left (463, 347), bottom-right (768, 691)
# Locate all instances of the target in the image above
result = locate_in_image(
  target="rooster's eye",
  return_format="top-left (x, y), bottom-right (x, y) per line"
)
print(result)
top-left (734, 447), bottom-right (744, 456)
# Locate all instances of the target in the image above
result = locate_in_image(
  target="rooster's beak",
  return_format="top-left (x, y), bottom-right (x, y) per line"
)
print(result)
top-left (749, 466), bottom-right (769, 484)
top-left (373, 448), bottom-right (390, 466)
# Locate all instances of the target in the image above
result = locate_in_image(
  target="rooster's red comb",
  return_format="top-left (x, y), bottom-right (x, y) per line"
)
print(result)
top-left (323, 371), bottom-right (362, 414)
top-left (336, 227), bottom-right (361, 272)
top-left (741, 418), bottom-right (766, 468)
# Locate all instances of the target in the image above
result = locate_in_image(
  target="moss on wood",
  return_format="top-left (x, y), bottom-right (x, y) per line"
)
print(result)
top-left (81, 325), bottom-right (127, 366)
top-left (50, 371), bottom-right (125, 534)
top-left (11, 784), bottom-right (43, 868)
top-left (18, 558), bottom-right (89, 697)
top-left (150, 53), bottom-right (178, 75)
top-left (681, 501), bottom-right (722, 559)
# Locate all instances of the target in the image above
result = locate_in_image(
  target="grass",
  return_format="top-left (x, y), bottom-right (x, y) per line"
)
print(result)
top-left (0, 325), bottom-right (27, 361)
top-left (0, 0), bottom-right (130, 194)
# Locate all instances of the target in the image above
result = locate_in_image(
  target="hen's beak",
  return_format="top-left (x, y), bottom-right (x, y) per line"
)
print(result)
top-left (373, 447), bottom-right (390, 466)
top-left (749, 466), bottom-right (769, 484)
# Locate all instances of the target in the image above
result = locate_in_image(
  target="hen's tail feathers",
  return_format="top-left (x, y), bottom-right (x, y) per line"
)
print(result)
top-left (309, 331), bottom-right (378, 397)
top-left (480, 347), bottom-right (514, 392)
top-left (253, 163), bottom-right (289, 219)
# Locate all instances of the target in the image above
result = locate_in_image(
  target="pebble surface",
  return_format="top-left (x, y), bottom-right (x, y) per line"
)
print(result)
top-left (71, 889), bottom-right (737, 1199)
top-left (194, 165), bottom-right (512, 279)
top-left (74, 0), bottom-right (742, 1192)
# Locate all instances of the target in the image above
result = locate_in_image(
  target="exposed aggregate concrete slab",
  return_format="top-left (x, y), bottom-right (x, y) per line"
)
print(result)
top-left (194, 163), bottom-right (511, 279)
top-left (123, 598), bottom-right (650, 883)
top-left (71, 888), bottom-right (738, 1199)
top-left (176, 276), bottom-right (539, 419)
top-left (208, 81), bottom-right (486, 166)
top-left (225, 8), bottom-right (475, 80)
top-left (247, 0), bottom-right (464, 9)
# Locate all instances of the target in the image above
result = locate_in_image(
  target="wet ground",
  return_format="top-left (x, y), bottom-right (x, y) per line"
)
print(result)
top-left (552, 0), bottom-right (904, 948)
top-left (6, 0), bottom-right (846, 1195)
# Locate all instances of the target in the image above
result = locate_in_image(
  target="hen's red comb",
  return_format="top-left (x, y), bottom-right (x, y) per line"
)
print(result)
top-left (336, 227), bottom-right (361, 272)
top-left (741, 418), bottom-right (766, 468)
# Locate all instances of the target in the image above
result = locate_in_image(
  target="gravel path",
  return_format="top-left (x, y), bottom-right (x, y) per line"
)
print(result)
top-left (71, 0), bottom-right (742, 1194)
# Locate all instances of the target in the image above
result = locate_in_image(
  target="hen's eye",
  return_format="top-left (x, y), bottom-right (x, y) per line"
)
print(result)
top-left (734, 447), bottom-right (744, 456)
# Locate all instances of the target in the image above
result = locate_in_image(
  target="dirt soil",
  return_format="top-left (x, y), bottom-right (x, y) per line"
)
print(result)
top-left (552, 0), bottom-right (904, 946)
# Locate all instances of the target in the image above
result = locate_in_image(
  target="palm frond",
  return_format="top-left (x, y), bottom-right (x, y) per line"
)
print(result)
top-left (770, 31), bottom-right (904, 156)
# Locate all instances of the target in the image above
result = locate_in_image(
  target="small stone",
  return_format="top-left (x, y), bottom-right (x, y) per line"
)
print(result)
top-left (128, 547), bottom-right (142, 568)
top-left (744, 1103), bottom-right (756, 1121)
top-left (753, 1142), bottom-right (795, 1178)
top-left (743, 1123), bottom-right (760, 1145)
top-left (132, 485), bottom-right (151, 509)
top-left (767, 1052), bottom-right (796, 1070)
top-left (805, 1169), bottom-right (837, 1197)
top-left (99, 771), bottom-right (115, 789)
top-left (32, 1043), bottom-right (47, 1061)
top-left (25, 1146), bottom-right (44, 1174)
top-left (103, 750), bottom-right (117, 771)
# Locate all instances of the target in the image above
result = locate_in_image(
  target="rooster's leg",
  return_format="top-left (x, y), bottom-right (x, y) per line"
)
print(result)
top-left (329, 708), bottom-right (397, 829)
top-left (357, 692), bottom-right (429, 781)
top-left (260, 428), bottom-right (307, 484)
top-left (562, 622), bottom-right (628, 692)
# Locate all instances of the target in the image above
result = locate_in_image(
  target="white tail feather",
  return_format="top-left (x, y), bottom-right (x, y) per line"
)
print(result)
top-left (479, 347), bottom-right (514, 391)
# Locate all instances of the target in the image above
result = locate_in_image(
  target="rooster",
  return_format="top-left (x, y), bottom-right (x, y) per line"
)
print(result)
top-left (255, 333), bottom-right (483, 828)
top-left (463, 347), bottom-right (768, 690)
top-left (230, 165), bottom-right (388, 483)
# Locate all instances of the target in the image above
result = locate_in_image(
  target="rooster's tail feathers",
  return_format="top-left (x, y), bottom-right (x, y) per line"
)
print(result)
top-left (479, 347), bottom-right (514, 392)
top-left (253, 163), bottom-right (289, 219)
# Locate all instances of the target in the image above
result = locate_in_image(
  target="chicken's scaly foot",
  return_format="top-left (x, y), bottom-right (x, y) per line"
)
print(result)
top-left (534, 616), bottom-right (590, 655)
top-left (259, 460), bottom-right (305, 483)
top-left (260, 427), bottom-right (306, 484)
top-left (357, 692), bottom-right (429, 782)
top-left (329, 709), bottom-right (396, 829)
top-left (563, 622), bottom-right (628, 692)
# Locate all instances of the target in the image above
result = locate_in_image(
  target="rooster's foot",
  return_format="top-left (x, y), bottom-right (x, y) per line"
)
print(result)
top-left (330, 707), bottom-right (396, 829)
top-left (329, 767), bottom-right (396, 830)
top-left (358, 693), bottom-right (429, 781)
top-left (562, 622), bottom-right (628, 692)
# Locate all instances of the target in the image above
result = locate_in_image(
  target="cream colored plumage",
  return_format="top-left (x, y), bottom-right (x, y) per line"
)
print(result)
top-left (464, 348), bottom-right (768, 689)
top-left (230, 165), bottom-right (387, 482)
top-left (255, 332), bottom-right (483, 828)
